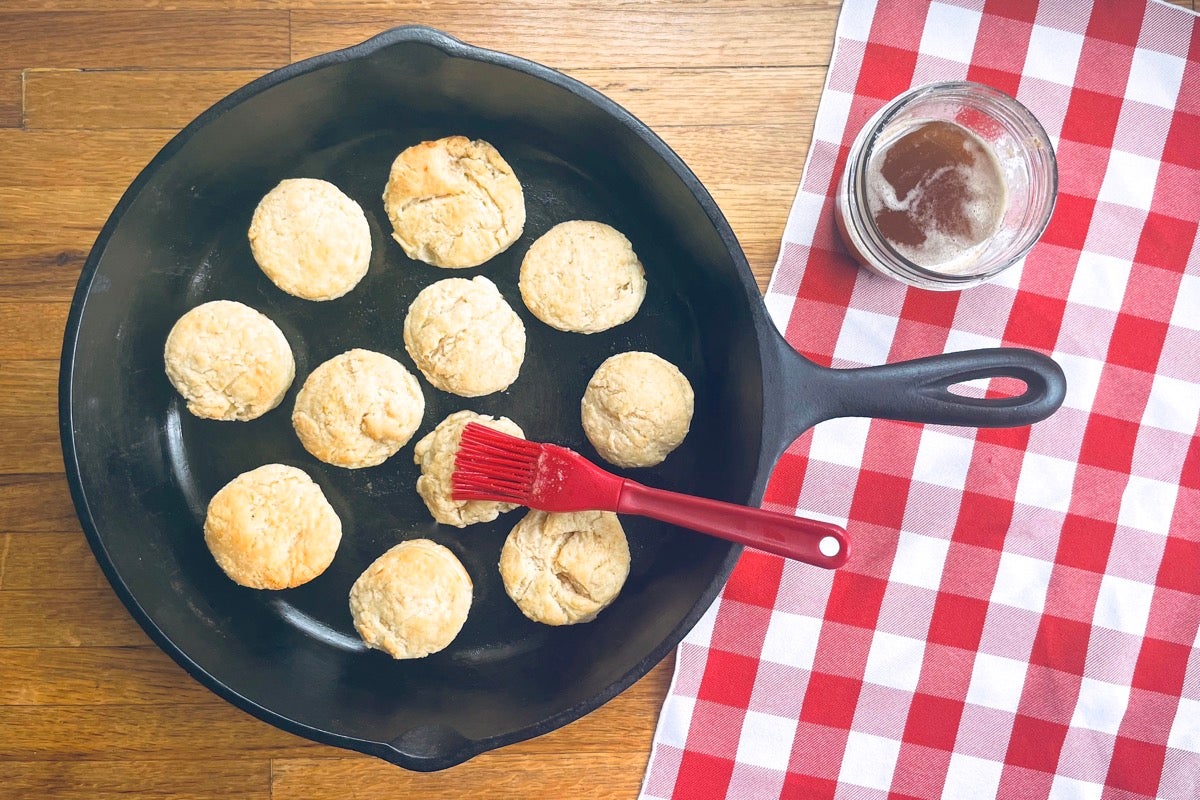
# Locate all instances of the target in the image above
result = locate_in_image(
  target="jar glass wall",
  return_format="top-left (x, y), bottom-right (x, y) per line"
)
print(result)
top-left (835, 81), bottom-right (1057, 291)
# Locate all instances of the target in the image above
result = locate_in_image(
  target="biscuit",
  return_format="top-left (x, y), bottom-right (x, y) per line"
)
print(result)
top-left (382, 136), bottom-right (525, 268)
top-left (499, 510), bottom-right (630, 626)
top-left (349, 539), bottom-right (473, 659)
top-left (581, 351), bottom-right (694, 468)
top-left (292, 349), bottom-right (425, 469)
top-left (164, 300), bottom-right (295, 421)
top-left (519, 220), bottom-right (647, 333)
top-left (403, 276), bottom-right (526, 397)
top-left (248, 178), bottom-right (372, 301)
top-left (204, 464), bottom-right (342, 590)
top-left (413, 410), bottom-right (525, 527)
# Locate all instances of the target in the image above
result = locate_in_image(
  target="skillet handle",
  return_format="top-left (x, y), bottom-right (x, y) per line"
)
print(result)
top-left (805, 347), bottom-right (1067, 428)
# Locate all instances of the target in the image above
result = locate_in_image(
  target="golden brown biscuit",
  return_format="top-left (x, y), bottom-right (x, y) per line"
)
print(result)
top-left (349, 539), bottom-right (473, 659)
top-left (499, 510), bottom-right (630, 626)
top-left (164, 300), bottom-right (295, 421)
top-left (581, 351), bottom-right (694, 468)
top-left (204, 464), bottom-right (342, 590)
top-left (519, 220), bottom-right (647, 333)
top-left (403, 276), bottom-right (526, 397)
top-left (382, 136), bottom-right (525, 268)
top-left (292, 349), bottom-right (425, 469)
top-left (413, 410), bottom-right (525, 527)
top-left (248, 178), bottom-right (372, 301)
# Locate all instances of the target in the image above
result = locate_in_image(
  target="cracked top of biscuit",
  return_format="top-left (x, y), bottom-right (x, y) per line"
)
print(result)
top-left (499, 510), bottom-right (630, 626)
top-left (403, 276), bottom-right (526, 397)
top-left (349, 539), bottom-right (473, 659)
top-left (292, 348), bottom-right (425, 469)
top-left (164, 300), bottom-right (295, 422)
top-left (581, 351), bottom-right (694, 469)
top-left (248, 178), bottom-right (372, 301)
top-left (383, 136), bottom-right (526, 269)
top-left (519, 220), bottom-right (647, 334)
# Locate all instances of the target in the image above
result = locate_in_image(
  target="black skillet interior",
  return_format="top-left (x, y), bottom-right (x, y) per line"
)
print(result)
top-left (61, 28), bottom-right (766, 770)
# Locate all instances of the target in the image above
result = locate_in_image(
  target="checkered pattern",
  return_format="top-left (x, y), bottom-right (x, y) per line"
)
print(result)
top-left (641, 0), bottom-right (1200, 798)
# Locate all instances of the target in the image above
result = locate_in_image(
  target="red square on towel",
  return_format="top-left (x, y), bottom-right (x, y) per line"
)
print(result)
top-left (1136, 214), bottom-right (1198, 274)
top-left (1078, 413), bottom-right (1140, 473)
top-left (902, 693), bottom-right (965, 751)
top-left (1131, 637), bottom-right (1192, 696)
top-left (1106, 313), bottom-right (1168, 373)
top-left (926, 592), bottom-right (990, 651)
top-left (1161, 112), bottom-right (1200, 170)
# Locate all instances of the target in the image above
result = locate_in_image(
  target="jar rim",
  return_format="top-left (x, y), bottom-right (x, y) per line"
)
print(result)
top-left (841, 81), bottom-right (1058, 289)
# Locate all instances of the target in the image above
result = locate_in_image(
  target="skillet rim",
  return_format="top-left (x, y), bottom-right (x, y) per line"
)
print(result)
top-left (57, 25), bottom-right (770, 770)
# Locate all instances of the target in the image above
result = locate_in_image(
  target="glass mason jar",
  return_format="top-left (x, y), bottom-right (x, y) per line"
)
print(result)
top-left (834, 81), bottom-right (1058, 291)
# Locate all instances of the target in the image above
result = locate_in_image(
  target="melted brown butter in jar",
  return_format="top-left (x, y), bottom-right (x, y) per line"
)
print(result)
top-left (866, 120), bottom-right (1007, 273)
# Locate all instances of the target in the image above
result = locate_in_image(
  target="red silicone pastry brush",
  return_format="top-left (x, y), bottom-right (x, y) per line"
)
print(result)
top-left (452, 423), bottom-right (849, 569)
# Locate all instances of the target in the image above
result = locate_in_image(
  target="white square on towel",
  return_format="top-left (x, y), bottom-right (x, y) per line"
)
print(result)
top-left (735, 710), bottom-right (799, 772)
top-left (1116, 474), bottom-right (1179, 535)
top-left (966, 652), bottom-right (1028, 712)
top-left (839, 731), bottom-right (902, 791)
top-left (1024, 25), bottom-right (1085, 86)
top-left (1093, 573), bottom-right (1155, 635)
top-left (1097, 149), bottom-right (1161, 212)
top-left (921, 3), bottom-right (982, 64)
top-left (1126, 46), bottom-right (1187, 110)
top-left (863, 631), bottom-right (927, 693)
top-left (1014, 451), bottom-right (1078, 514)
top-left (1070, 677), bottom-right (1131, 735)
top-left (943, 753), bottom-right (1005, 798)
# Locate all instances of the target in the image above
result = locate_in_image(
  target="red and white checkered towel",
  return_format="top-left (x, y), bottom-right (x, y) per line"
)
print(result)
top-left (640, 0), bottom-right (1200, 797)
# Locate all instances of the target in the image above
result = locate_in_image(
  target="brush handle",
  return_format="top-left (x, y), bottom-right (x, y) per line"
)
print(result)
top-left (616, 481), bottom-right (849, 569)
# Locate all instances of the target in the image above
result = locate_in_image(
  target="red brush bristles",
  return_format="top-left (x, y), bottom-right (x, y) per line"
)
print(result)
top-left (453, 423), bottom-right (542, 503)
top-left (453, 423), bottom-right (625, 512)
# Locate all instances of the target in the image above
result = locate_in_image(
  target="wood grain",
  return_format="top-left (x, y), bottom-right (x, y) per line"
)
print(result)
top-left (290, 6), bottom-right (840, 68)
top-left (0, 0), bottom-right (839, 9)
top-left (0, 646), bottom-right (211, 705)
top-left (22, 65), bottom-right (823, 130)
top-left (0, 303), bottom-right (70, 360)
top-left (0, 129), bottom-right (174, 189)
top-left (704, 181), bottom-right (802, 287)
top-left (0, 416), bottom-right (61, 475)
top-left (0, 246), bottom-right (87, 302)
top-left (0, 703), bottom-right (324, 760)
top-left (0, 12), bottom-right (290, 70)
top-left (0, 590), bottom-right (148, 647)
top-left (271, 753), bottom-right (645, 800)
top-left (568, 66), bottom-right (825, 128)
top-left (24, 69), bottom-right (269, 130)
top-left (0, 70), bottom-right (19, 128)
top-left (0, 360), bottom-right (57, 415)
top-left (3, 760), bottom-right (270, 800)
top-left (0, 659), bottom-right (671, 760)
top-left (0, 532), bottom-right (107, 591)
top-left (0, 474), bottom-right (78, 531)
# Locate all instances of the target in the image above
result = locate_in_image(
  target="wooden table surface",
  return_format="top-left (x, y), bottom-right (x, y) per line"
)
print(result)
top-left (1, 1), bottom-right (1193, 799)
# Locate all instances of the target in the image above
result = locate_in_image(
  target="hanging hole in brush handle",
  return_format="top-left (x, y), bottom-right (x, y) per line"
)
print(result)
top-left (804, 347), bottom-right (1067, 429)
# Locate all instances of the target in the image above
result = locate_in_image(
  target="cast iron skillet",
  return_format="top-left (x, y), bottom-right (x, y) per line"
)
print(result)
top-left (60, 27), bottom-right (1066, 771)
